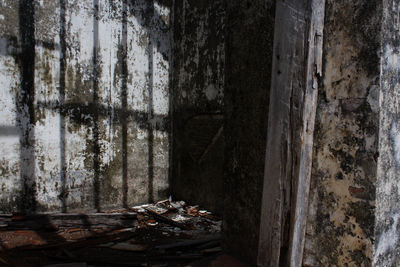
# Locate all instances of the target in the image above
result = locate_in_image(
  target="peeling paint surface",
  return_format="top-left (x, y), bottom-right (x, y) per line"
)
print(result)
top-left (375, 1), bottom-right (400, 266)
top-left (304, 1), bottom-right (381, 266)
top-left (0, 0), bottom-right (171, 212)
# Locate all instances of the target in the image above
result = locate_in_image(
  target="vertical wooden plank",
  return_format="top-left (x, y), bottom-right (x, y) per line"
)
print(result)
top-left (258, 0), bottom-right (326, 265)
top-left (257, 1), bottom-right (308, 266)
top-left (288, 0), bottom-right (325, 266)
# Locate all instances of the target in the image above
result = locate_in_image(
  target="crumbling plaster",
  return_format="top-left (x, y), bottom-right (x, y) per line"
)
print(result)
top-left (304, 1), bottom-right (381, 266)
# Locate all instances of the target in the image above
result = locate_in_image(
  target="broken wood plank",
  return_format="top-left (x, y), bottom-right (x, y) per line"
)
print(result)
top-left (47, 254), bottom-right (146, 266)
top-left (0, 213), bottom-right (137, 230)
top-left (201, 247), bottom-right (222, 253)
top-left (44, 263), bottom-right (87, 267)
top-left (154, 253), bottom-right (204, 261)
top-left (196, 240), bottom-right (221, 250)
top-left (287, 1), bottom-right (325, 266)
top-left (144, 208), bottom-right (191, 230)
top-left (155, 234), bottom-right (221, 250)
top-left (257, 0), bottom-right (310, 266)
top-left (18, 229), bottom-right (136, 251)
top-left (106, 242), bottom-right (148, 252)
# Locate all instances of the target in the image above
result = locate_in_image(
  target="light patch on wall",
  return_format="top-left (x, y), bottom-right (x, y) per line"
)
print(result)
top-left (0, 38), bottom-right (18, 125)
top-left (375, 212), bottom-right (400, 263)
top-left (0, 29), bottom-right (20, 200)
top-left (205, 84), bottom-right (218, 101)
top-left (127, 1), bottom-right (149, 113)
top-left (97, 1), bottom-right (121, 105)
top-left (68, 1), bottom-right (94, 65)
top-left (0, 134), bottom-right (19, 188)
top-left (365, 134), bottom-right (376, 152)
top-left (35, 111), bottom-right (61, 205)
top-left (152, 129), bottom-right (169, 199)
top-left (390, 121), bottom-right (400, 168)
top-left (383, 44), bottom-right (399, 71)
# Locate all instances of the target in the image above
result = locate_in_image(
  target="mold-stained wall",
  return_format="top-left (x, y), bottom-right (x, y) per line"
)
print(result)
top-left (304, 1), bottom-right (381, 266)
top-left (0, 0), bottom-right (172, 213)
top-left (171, 0), bottom-right (225, 214)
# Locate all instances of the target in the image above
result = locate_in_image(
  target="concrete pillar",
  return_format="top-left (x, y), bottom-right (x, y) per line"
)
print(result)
top-left (304, 0), bottom-right (381, 265)
top-left (257, 0), bottom-right (400, 266)
top-left (304, 0), bottom-right (400, 266)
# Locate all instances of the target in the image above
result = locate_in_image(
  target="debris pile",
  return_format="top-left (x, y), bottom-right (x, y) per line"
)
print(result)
top-left (133, 199), bottom-right (221, 234)
top-left (0, 199), bottom-right (222, 266)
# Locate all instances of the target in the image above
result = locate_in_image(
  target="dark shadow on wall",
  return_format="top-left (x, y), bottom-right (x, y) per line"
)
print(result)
top-left (17, 0), bottom-right (37, 213)
top-left (92, 0), bottom-right (101, 212)
top-left (59, 0), bottom-right (67, 213)
top-left (146, 0), bottom-right (155, 204)
top-left (121, 0), bottom-right (129, 209)
top-left (170, 0), bottom-right (226, 215)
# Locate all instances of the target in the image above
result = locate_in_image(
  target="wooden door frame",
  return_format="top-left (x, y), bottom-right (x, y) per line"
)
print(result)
top-left (257, 1), bottom-right (325, 266)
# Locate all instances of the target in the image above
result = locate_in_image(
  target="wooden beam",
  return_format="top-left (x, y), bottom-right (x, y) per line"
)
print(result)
top-left (257, 1), bottom-right (308, 266)
top-left (288, 0), bottom-right (325, 266)
top-left (0, 213), bottom-right (137, 230)
top-left (257, 0), bottom-right (325, 266)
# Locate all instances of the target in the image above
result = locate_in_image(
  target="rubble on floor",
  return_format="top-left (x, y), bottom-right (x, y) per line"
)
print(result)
top-left (0, 200), bottom-right (226, 266)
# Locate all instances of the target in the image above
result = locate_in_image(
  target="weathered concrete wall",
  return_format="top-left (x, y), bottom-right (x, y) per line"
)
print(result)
top-left (223, 0), bottom-right (275, 265)
top-left (171, 0), bottom-right (225, 214)
top-left (0, 0), bottom-right (171, 213)
top-left (375, 1), bottom-right (400, 266)
top-left (304, 1), bottom-right (381, 266)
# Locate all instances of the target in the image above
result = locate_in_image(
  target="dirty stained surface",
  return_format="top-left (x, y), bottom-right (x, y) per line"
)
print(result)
top-left (0, 199), bottom-right (232, 266)
top-left (2, 0), bottom-right (400, 266)
top-left (171, 0), bottom-right (225, 215)
top-left (304, 1), bottom-right (380, 266)
top-left (375, 0), bottom-right (400, 266)
top-left (0, 0), bottom-right (171, 212)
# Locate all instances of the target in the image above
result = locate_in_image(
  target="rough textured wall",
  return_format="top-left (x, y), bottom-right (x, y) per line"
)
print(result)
top-left (304, 1), bottom-right (381, 266)
top-left (0, 0), bottom-right (171, 213)
top-left (223, 0), bottom-right (275, 264)
top-left (171, 0), bottom-right (225, 214)
top-left (375, 1), bottom-right (400, 266)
